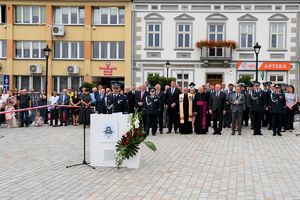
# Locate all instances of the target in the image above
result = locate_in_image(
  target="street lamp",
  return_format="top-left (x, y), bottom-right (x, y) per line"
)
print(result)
top-left (43, 45), bottom-right (51, 100)
top-left (253, 42), bottom-right (261, 82)
top-left (165, 61), bottom-right (170, 78)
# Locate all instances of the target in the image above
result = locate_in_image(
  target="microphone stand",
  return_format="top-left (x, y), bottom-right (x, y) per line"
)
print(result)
top-left (66, 107), bottom-right (95, 169)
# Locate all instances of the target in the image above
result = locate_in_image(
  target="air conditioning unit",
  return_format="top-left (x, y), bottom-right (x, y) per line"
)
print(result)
top-left (52, 25), bottom-right (65, 36)
top-left (29, 64), bottom-right (42, 74)
top-left (67, 65), bottom-right (79, 75)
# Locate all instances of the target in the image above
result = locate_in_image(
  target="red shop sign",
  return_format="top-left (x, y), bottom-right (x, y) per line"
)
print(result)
top-left (99, 62), bottom-right (117, 75)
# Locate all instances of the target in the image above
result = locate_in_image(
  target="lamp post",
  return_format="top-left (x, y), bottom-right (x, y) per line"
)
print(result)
top-left (42, 45), bottom-right (51, 100)
top-left (165, 61), bottom-right (170, 78)
top-left (253, 42), bottom-right (261, 82)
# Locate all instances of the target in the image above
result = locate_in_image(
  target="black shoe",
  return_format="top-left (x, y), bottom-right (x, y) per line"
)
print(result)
top-left (258, 133), bottom-right (263, 136)
top-left (65, 124), bottom-right (68, 126)
top-left (238, 132), bottom-right (242, 135)
top-left (231, 132), bottom-right (235, 135)
top-left (218, 132), bottom-right (222, 135)
top-left (273, 133), bottom-right (276, 136)
top-left (152, 133), bottom-right (156, 136)
top-left (49, 124), bottom-right (53, 126)
top-left (167, 131), bottom-right (171, 134)
top-left (59, 124), bottom-right (63, 126)
top-left (52, 125), bottom-right (58, 127)
top-left (213, 132), bottom-right (218, 135)
top-left (160, 131), bottom-right (163, 134)
top-left (278, 133), bottom-right (282, 136)
top-left (268, 127), bottom-right (272, 130)
top-left (282, 129), bottom-right (286, 132)
top-left (251, 127), bottom-right (254, 130)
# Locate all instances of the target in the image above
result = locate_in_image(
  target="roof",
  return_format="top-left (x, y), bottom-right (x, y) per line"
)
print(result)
top-left (134, 0), bottom-right (300, 4)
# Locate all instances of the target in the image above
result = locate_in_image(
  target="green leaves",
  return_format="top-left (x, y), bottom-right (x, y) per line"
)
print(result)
top-left (143, 140), bottom-right (157, 152)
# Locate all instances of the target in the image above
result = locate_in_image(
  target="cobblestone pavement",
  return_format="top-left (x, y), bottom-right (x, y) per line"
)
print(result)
top-left (1, 123), bottom-right (300, 200)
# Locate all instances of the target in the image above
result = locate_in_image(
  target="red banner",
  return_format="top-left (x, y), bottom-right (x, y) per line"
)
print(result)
top-left (236, 62), bottom-right (291, 71)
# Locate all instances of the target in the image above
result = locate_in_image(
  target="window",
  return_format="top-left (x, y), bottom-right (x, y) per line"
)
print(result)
top-left (14, 41), bottom-right (46, 59)
top-left (53, 76), bottom-right (83, 92)
top-left (0, 5), bottom-right (6, 23)
top-left (0, 40), bottom-right (7, 58)
top-left (177, 24), bottom-right (191, 48)
top-left (147, 24), bottom-right (161, 48)
top-left (54, 7), bottom-right (84, 25)
top-left (14, 6), bottom-right (46, 24)
top-left (54, 41), bottom-right (84, 59)
top-left (92, 7), bottom-right (125, 25)
top-left (92, 41), bottom-right (125, 60)
top-left (208, 24), bottom-right (224, 56)
top-left (177, 73), bottom-right (189, 88)
top-left (269, 75), bottom-right (284, 83)
top-left (270, 24), bottom-right (286, 49)
top-left (240, 24), bottom-right (254, 48)
top-left (239, 74), bottom-right (254, 80)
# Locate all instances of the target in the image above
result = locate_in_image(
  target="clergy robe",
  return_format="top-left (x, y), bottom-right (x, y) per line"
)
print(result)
top-left (193, 92), bottom-right (210, 134)
top-left (179, 93), bottom-right (193, 134)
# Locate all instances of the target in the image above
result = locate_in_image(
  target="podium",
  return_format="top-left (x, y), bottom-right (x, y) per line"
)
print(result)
top-left (90, 113), bottom-right (140, 168)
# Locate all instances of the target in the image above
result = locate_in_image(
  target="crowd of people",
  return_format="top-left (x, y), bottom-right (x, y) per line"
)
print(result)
top-left (0, 80), bottom-right (299, 137)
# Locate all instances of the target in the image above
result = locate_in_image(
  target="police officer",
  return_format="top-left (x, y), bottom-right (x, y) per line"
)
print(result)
top-left (249, 81), bottom-right (265, 135)
top-left (269, 84), bottom-right (285, 136)
top-left (262, 82), bottom-right (272, 129)
top-left (105, 83), bottom-right (128, 114)
top-left (144, 87), bottom-right (160, 136)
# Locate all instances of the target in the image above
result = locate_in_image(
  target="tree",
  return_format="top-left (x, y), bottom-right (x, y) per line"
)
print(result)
top-left (80, 82), bottom-right (95, 92)
top-left (237, 76), bottom-right (252, 87)
top-left (147, 74), bottom-right (176, 91)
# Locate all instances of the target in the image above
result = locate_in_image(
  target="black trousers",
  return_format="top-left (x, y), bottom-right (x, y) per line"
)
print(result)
top-left (158, 111), bottom-right (164, 132)
top-left (252, 111), bottom-right (262, 134)
top-left (20, 110), bottom-right (29, 126)
top-left (285, 108), bottom-right (295, 130)
top-left (50, 108), bottom-right (59, 125)
top-left (212, 110), bottom-right (223, 133)
top-left (223, 109), bottom-right (232, 127)
top-left (59, 107), bottom-right (69, 125)
top-left (146, 114), bottom-right (158, 135)
top-left (243, 108), bottom-right (250, 126)
top-left (263, 110), bottom-right (271, 128)
top-left (272, 113), bottom-right (282, 135)
top-left (168, 108), bottom-right (179, 132)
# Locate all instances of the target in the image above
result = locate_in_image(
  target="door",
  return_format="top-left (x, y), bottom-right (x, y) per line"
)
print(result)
top-left (206, 74), bottom-right (223, 85)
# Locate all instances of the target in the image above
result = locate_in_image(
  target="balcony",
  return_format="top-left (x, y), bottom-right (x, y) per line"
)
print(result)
top-left (196, 40), bottom-right (237, 65)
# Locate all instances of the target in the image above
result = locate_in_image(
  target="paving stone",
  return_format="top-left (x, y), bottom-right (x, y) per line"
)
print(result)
top-left (1, 123), bottom-right (300, 199)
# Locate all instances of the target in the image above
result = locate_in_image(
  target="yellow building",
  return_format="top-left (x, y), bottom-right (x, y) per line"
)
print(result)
top-left (0, 0), bottom-right (132, 96)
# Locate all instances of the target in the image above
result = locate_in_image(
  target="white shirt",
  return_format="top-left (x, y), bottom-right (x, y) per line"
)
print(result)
top-left (49, 96), bottom-right (59, 105)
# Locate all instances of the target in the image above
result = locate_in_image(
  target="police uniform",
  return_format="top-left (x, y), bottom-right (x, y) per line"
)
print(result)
top-left (269, 84), bottom-right (285, 136)
top-left (262, 82), bottom-right (272, 129)
top-left (250, 82), bottom-right (265, 135)
top-left (105, 85), bottom-right (128, 114)
top-left (144, 90), bottom-right (161, 135)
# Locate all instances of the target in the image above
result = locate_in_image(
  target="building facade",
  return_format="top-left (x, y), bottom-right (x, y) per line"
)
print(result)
top-left (0, 0), bottom-right (132, 95)
top-left (132, 0), bottom-right (300, 92)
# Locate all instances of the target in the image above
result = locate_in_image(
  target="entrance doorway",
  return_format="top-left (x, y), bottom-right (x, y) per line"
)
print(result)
top-left (206, 74), bottom-right (223, 85)
top-left (91, 77), bottom-right (125, 89)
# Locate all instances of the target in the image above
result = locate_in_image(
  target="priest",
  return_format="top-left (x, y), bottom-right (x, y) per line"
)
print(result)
top-left (193, 86), bottom-right (210, 134)
top-left (179, 87), bottom-right (193, 134)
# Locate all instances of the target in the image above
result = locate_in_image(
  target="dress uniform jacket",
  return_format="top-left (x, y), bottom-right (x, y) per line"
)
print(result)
top-left (269, 92), bottom-right (286, 114)
top-left (105, 93), bottom-right (128, 114)
top-left (249, 90), bottom-right (265, 112)
top-left (144, 96), bottom-right (160, 114)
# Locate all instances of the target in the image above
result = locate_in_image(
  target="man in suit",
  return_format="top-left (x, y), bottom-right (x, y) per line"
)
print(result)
top-left (96, 88), bottom-right (106, 114)
top-left (124, 87), bottom-right (136, 114)
top-left (135, 84), bottom-right (148, 128)
top-left (155, 84), bottom-right (165, 134)
top-left (165, 80), bottom-right (180, 133)
top-left (58, 89), bottom-right (70, 126)
top-left (209, 84), bottom-right (226, 135)
top-left (230, 84), bottom-right (245, 135)
top-left (223, 83), bottom-right (234, 128)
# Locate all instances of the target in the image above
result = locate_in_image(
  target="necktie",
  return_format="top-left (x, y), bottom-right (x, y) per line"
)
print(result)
top-left (236, 93), bottom-right (239, 100)
top-left (141, 92), bottom-right (143, 99)
top-left (217, 92), bottom-right (219, 97)
top-left (63, 95), bottom-right (65, 103)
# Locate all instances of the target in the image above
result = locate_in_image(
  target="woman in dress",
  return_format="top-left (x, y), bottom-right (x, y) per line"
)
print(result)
top-left (78, 89), bottom-right (91, 125)
top-left (71, 90), bottom-right (81, 126)
top-left (284, 85), bottom-right (298, 132)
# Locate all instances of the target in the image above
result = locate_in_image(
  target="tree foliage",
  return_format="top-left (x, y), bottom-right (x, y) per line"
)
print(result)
top-left (147, 74), bottom-right (176, 91)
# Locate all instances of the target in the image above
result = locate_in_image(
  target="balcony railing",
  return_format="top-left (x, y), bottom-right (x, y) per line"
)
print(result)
top-left (200, 47), bottom-right (233, 61)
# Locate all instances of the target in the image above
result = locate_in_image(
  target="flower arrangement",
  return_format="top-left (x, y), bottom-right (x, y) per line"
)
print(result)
top-left (195, 40), bottom-right (237, 49)
top-left (115, 109), bottom-right (156, 169)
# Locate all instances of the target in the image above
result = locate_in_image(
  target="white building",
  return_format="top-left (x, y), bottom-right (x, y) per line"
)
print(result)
top-left (132, 0), bottom-right (300, 92)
